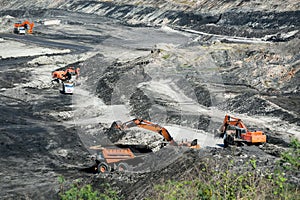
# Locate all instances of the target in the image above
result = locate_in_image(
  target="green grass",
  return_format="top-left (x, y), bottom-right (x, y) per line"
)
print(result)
top-left (58, 178), bottom-right (121, 200)
top-left (280, 137), bottom-right (300, 171)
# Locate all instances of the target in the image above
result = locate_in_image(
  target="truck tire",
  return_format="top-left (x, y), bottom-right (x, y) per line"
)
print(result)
top-left (117, 162), bottom-right (129, 172)
top-left (98, 162), bottom-right (109, 173)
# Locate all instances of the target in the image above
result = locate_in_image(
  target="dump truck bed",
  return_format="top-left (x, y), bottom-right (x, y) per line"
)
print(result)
top-left (101, 148), bottom-right (135, 164)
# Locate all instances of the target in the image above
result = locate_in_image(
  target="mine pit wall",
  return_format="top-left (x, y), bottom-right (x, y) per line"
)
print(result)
top-left (2, 0), bottom-right (298, 130)
top-left (1, 1), bottom-right (300, 39)
top-left (1, 1), bottom-right (299, 133)
top-left (82, 51), bottom-right (217, 132)
top-left (1, 1), bottom-right (299, 95)
top-left (58, 1), bottom-right (300, 39)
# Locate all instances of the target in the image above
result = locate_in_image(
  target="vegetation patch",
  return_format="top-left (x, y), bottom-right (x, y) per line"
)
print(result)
top-left (58, 177), bottom-right (122, 200)
top-left (146, 139), bottom-right (300, 200)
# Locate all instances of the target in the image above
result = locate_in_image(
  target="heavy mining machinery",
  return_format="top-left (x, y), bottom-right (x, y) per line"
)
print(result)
top-left (91, 118), bottom-right (200, 173)
top-left (52, 67), bottom-right (80, 82)
top-left (112, 118), bottom-right (200, 149)
top-left (52, 67), bottom-right (80, 94)
top-left (89, 145), bottom-right (135, 173)
top-left (13, 20), bottom-right (34, 34)
top-left (220, 114), bottom-right (267, 147)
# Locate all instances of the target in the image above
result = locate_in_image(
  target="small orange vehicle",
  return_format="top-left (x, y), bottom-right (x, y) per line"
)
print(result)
top-left (220, 115), bottom-right (267, 147)
top-left (14, 20), bottom-right (34, 34)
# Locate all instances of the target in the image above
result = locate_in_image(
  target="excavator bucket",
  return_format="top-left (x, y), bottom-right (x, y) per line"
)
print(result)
top-left (177, 139), bottom-right (200, 149)
top-left (110, 120), bottom-right (123, 129)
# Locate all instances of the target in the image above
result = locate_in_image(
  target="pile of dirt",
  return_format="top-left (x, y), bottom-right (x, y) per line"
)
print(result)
top-left (95, 58), bottom-right (151, 105)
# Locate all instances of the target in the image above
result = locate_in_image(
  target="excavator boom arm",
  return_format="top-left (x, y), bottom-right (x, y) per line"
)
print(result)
top-left (121, 119), bottom-right (174, 142)
top-left (112, 118), bottom-right (199, 148)
top-left (222, 115), bottom-right (248, 131)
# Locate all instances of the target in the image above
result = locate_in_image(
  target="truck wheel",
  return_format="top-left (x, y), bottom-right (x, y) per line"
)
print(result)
top-left (117, 162), bottom-right (129, 172)
top-left (98, 162), bottom-right (109, 173)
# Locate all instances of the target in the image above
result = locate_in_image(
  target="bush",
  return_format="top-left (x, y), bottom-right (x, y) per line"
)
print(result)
top-left (58, 138), bottom-right (300, 200)
top-left (60, 184), bottom-right (99, 200)
top-left (58, 177), bottom-right (121, 200)
top-left (280, 137), bottom-right (300, 171)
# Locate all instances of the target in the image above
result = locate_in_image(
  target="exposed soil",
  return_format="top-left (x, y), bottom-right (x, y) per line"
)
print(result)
top-left (0, 1), bottom-right (299, 199)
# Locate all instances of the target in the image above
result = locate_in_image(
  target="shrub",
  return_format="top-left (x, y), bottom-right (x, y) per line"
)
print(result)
top-left (58, 177), bottom-right (121, 200)
top-left (280, 137), bottom-right (300, 171)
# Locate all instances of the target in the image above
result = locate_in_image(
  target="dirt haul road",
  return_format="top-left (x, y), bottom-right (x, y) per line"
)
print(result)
top-left (0, 2), bottom-right (299, 199)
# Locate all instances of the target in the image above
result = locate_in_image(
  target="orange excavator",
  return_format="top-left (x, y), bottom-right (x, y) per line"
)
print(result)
top-left (90, 118), bottom-right (200, 173)
top-left (52, 67), bottom-right (80, 82)
top-left (13, 20), bottom-right (34, 34)
top-left (111, 118), bottom-right (200, 149)
top-left (52, 67), bottom-right (80, 94)
top-left (220, 115), bottom-right (267, 147)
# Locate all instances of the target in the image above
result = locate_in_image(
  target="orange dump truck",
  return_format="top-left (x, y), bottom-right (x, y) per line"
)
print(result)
top-left (90, 146), bottom-right (134, 173)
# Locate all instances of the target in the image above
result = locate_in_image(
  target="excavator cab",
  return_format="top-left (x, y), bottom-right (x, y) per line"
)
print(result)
top-left (225, 125), bottom-right (246, 139)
